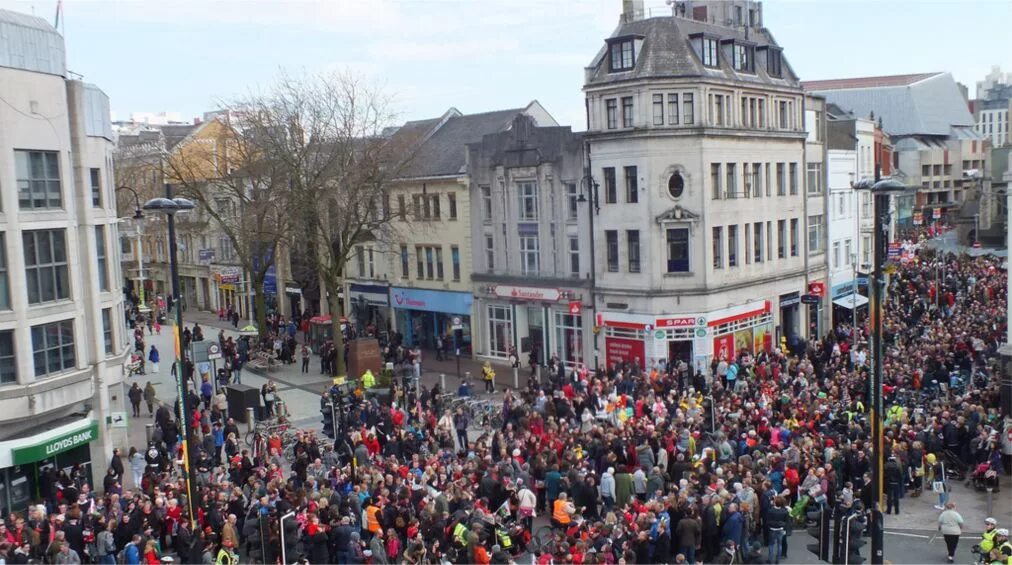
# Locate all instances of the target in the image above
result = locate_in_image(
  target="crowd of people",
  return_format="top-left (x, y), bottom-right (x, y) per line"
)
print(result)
top-left (1, 245), bottom-right (1008, 564)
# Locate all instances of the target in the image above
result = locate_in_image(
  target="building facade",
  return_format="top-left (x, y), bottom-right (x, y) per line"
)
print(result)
top-left (467, 114), bottom-right (594, 369)
top-left (0, 9), bottom-right (129, 511)
top-left (583, 0), bottom-right (828, 372)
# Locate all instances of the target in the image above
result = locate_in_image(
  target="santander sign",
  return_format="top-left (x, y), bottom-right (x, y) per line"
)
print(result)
top-left (492, 285), bottom-right (561, 301)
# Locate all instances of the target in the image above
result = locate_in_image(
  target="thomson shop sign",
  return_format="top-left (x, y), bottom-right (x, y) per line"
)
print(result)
top-left (11, 420), bottom-right (99, 465)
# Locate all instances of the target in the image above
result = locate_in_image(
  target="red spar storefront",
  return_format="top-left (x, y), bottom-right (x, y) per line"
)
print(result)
top-left (599, 300), bottom-right (773, 371)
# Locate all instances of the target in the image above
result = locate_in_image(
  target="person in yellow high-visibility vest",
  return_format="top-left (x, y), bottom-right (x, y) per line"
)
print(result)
top-left (361, 369), bottom-right (376, 388)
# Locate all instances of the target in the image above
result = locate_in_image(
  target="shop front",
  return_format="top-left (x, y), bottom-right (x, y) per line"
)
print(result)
top-left (476, 285), bottom-right (591, 369)
top-left (212, 266), bottom-right (243, 316)
top-left (391, 287), bottom-right (473, 352)
top-left (600, 300), bottom-right (773, 372)
top-left (778, 291), bottom-right (801, 345)
top-left (0, 418), bottom-right (98, 512)
top-left (284, 282), bottom-right (304, 321)
top-left (830, 280), bottom-right (868, 326)
top-left (346, 283), bottom-right (390, 335)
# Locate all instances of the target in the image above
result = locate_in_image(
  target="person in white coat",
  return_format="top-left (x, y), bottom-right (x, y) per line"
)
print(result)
top-left (517, 479), bottom-right (537, 529)
top-left (600, 467), bottom-right (617, 510)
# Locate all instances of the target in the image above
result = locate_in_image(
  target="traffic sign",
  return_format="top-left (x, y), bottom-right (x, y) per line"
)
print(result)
top-left (801, 294), bottom-right (821, 305)
top-left (207, 342), bottom-right (222, 360)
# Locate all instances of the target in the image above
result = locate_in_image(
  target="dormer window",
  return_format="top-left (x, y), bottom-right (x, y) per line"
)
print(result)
top-left (609, 39), bottom-right (635, 72)
top-left (766, 48), bottom-right (783, 77)
top-left (732, 43), bottom-right (755, 73)
top-left (691, 34), bottom-right (720, 68)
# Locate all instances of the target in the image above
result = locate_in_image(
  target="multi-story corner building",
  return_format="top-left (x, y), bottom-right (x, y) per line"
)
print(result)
top-left (824, 105), bottom-right (877, 323)
top-left (375, 104), bottom-right (556, 352)
top-left (466, 114), bottom-right (594, 369)
top-left (0, 9), bottom-right (129, 510)
top-left (973, 65), bottom-right (1011, 148)
top-left (805, 72), bottom-right (991, 232)
top-left (583, 0), bottom-right (828, 371)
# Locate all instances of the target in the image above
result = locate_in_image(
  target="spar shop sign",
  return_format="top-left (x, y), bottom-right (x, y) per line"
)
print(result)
top-left (12, 420), bottom-right (99, 465)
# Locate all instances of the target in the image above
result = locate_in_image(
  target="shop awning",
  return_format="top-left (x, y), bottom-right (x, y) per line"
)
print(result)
top-left (833, 294), bottom-right (869, 310)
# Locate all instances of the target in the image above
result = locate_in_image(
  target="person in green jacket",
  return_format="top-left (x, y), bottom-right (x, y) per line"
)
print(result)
top-left (615, 467), bottom-right (635, 508)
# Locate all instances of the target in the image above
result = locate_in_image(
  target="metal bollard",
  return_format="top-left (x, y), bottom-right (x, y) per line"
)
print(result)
top-left (513, 367), bottom-right (519, 390)
top-left (275, 400), bottom-right (286, 419)
top-left (986, 487), bottom-right (993, 517)
top-left (465, 371), bottom-right (470, 382)
top-left (246, 407), bottom-right (255, 431)
top-left (145, 424), bottom-right (154, 444)
top-left (440, 373), bottom-right (446, 390)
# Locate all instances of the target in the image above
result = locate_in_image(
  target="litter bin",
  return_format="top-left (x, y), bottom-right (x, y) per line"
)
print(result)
top-left (224, 384), bottom-right (261, 423)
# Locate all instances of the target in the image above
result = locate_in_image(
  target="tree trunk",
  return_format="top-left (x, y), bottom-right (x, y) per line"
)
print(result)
top-left (328, 283), bottom-right (346, 378)
top-left (254, 283), bottom-right (268, 335)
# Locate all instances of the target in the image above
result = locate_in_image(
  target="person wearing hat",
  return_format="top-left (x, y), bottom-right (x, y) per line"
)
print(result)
top-left (979, 518), bottom-right (1000, 556)
top-left (991, 528), bottom-right (1011, 565)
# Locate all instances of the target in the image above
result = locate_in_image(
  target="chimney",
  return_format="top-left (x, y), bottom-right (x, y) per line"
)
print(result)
top-left (622, 0), bottom-right (644, 22)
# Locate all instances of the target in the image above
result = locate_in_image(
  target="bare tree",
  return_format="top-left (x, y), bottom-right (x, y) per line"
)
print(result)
top-left (237, 70), bottom-right (421, 377)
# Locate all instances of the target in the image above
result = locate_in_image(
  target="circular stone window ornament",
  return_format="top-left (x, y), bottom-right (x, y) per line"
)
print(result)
top-left (668, 171), bottom-right (685, 198)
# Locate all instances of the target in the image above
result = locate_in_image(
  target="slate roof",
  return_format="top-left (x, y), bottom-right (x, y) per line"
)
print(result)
top-left (396, 107), bottom-right (539, 179)
top-left (0, 8), bottom-right (66, 76)
top-left (585, 15), bottom-right (800, 88)
top-left (802, 73), bottom-right (941, 91)
top-left (805, 72), bottom-right (974, 137)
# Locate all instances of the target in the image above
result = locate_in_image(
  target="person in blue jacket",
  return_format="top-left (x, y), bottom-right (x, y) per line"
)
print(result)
top-left (123, 535), bottom-right (142, 565)
top-left (148, 345), bottom-right (160, 373)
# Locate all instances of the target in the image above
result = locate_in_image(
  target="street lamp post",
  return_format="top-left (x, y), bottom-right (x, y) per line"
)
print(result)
top-left (116, 186), bottom-right (150, 314)
top-left (853, 176), bottom-right (907, 565)
top-left (143, 185), bottom-right (198, 528)
top-left (851, 253), bottom-right (858, 352)
top-left (578, 167), bottom-right (600, 371)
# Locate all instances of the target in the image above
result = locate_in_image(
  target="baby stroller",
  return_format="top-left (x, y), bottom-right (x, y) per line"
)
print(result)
top-left (970, 461), bottom-right (1000, 492)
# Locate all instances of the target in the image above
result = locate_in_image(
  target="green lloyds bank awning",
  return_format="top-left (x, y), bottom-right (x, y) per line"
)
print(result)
top-left (11, 419), bottom-right (99, 466)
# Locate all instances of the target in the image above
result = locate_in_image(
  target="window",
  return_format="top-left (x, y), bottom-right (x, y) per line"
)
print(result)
top-left (766, 221), bottom-right (772, 261)
top-left (605, 230), bottom-right (619, 272)
top-left (728, 225), bottom-right (738, 267)
top-left (667, 93), bottom-right (679, 125)
top-left (622, 97), bottom-right (633, 128)
top-left (733, 43), bottom-right (754, 72)
top-left (765, 161), bottom-right (771, 196)
top-left (807, 214), bottom-right (823, 255)
top-left (776, 163), bottom-right (786, 195)
top-left (603, 167), bottom-right (617, 204)
top-left (24, 229), bottom-right (69, 304)
top-left (666, 228), bottom-right (690, 273)
top-left (624, 166), bottom-right (638, 203)
top-left (712, 226), bottom-right (724, 269)
top-left (424, 247), bottom-right (434, 279)
top-left (356, 246), bottom-right (366, 277)
top-left (789, 163), bottom-right (798, 195)
top-left (744, 223), bottom-right (751, 264)
top-left (32, 319), bottom-right (75, 377)
top-left (806, 162), bottom-right (823, 194)
top-left (711, 163), bottom-right (722, 200)
top-left (451, 246), bottom-right (460, 281)
top-left (683, 93), bottom-right (694, 124)
top-left (862, 235), bottom-right (871, 266)
top-left (653, 94), bottom-right (664, 125)
top-left (777, 219), bottom-right (786, 259)
top-left (518, 182), bottom-right (538, 220)
top-left (758, 99), bottom-right (766, 128)
top-left (0, 234), bottom-right (7, 309)
top-left (845, 239), bottom-right (853, 265)
top-left (16, 150), bottom-right (62, 209)
top-left (488, 305), bottom-right (513, 358)
top-left (701, 37), bottom-right (719, 67)
top-left (767, 48), bottom-right (782, 77)
top-left (102, 308), bottom-right (113, 355)
top-left (790, 218), bottom-right (799, 256)
top-left (609, 40), bottom-right (634, 71)
top-left (668, 172), bottom-right (685, 198)
top-left (519, 234), bottom-right (540, 275)
top-left (485, 235), bottom-right (495, 272)
top-left (832, 241), bottom-right (840, 269)
top-left (711, 93), bottom-right (726, 126)
top-left (400, 245), bottom-right (409, 278)
top-left (627, 230), bottom-right (641, 272)
top-left (725, 163), bottom-right (737, 198)
top-left (398, 195), bottom-right (407, 220)
top-left (566, 183), bottom-right (579, 220)
top-left (448, 192), bottom-right (457, 219)
top-left (415, 247), bottom-right (424, 279)
top-left (367, 247), bottom-right (376, 278)
top-left (778, 100), bottom-right (789, 129)
top-left (606, 99), bottom-right (617, 129)
top-left (435, 247), bottom-right (444, 279)
top-left (480, 186), bottom-right (492, 220)
top-left (752, 163), bottom-right (762, 198)
top-left (95, 226), bottom-right (108, 291)
top-left (568, 237), bottom-right (580, 278)
top-left (0, 331), bottom-right (14, 384)
top-left (90, 168), bottom-right (102, 207)
top-left (742, 163), bottom-right (751, 197)
top-left (754, 222), bottom-right (763, 262)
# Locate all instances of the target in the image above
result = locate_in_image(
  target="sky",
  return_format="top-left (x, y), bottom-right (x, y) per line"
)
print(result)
top-left (2, 0), bottom-right (1009, 130)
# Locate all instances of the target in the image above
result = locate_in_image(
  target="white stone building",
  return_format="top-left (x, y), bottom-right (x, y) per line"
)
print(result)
top-left (0, 9), bottom-right (129, 511)
top-left (583, 0), bottom-right (828, 372)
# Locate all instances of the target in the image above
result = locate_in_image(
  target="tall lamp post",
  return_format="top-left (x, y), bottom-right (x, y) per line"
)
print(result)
top-left (853, 176), bottom-right (907, 565)
top-left (143, 185), bottom-right (199, 528)
top-left (577, 171), bottom-right (599, 370)
top-left (116, 186), bottom-right (150, 314)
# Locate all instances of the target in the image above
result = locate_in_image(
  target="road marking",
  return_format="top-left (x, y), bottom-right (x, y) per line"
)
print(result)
top-left (886, 531), bottom-right (981, 540)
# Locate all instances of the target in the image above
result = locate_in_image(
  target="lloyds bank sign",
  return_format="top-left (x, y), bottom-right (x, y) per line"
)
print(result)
top-left (11, 420), bottom-right (99, 466)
